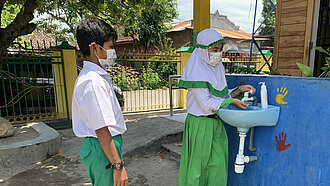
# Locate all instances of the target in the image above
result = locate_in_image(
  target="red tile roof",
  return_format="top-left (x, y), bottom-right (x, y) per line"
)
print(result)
top-left (165, 20), bottom-right (193, 32)
top-left (166, 20), bottom-right (266, 41)
top-left (217, 29), bottom-right (252, 40)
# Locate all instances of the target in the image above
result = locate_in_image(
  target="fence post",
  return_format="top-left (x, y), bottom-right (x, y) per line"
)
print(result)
top-left (177, 53), bottom-right (191, 109)
top-left (256, 50), bottom-right (273, 72)
top-left (169, 76), bottom-right (173, 116)
top-left (53, 41), bottom-right (77, 119)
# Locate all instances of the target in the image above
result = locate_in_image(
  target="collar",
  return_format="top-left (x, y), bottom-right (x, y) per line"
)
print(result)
top-left (83, 61), bottom-right (108, 76)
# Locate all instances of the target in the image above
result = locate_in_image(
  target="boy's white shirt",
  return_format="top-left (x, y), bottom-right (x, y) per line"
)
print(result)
top-left (72, 61), bottom-right (126, 138)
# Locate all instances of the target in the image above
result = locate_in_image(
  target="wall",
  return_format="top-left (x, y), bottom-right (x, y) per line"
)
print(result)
top-left (115, 43), bottom-right (135, 53)
top-left (225, 74), bottom-right (330, 185)
top-left (274, 0), bottom-right (315, 76)
top-left (210, 11), bottom-right (240, 32)
top-left (167, 29), bottom-right (194, 50)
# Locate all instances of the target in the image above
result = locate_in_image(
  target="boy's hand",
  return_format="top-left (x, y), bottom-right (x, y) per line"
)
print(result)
top-left (231, 99), bottom-right (249, 110)
top-left (239, 85), bottom-right (256, 94)
top-left (113, 167), bottom-right (128, 186)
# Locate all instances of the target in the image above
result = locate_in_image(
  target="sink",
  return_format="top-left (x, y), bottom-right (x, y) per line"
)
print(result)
top-left (217, 103), bottom-right (280, 132)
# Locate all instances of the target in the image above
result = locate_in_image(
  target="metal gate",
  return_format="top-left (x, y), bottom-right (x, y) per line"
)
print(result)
top-left (114, 51), bottom-right (182, 113)
top-left (0, 41), bottom-right (71, 129)
top-left (77, 50), bottom-right (182, 113)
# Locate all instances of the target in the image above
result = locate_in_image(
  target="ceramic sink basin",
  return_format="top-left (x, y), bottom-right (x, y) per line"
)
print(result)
top-left (217, 103), bottom-right (280, 132)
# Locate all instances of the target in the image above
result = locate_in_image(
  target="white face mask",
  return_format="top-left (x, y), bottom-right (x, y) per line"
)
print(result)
top-left (209, 51), bottom-right (223, 66)
top-left (95, 45), bottom-right (117, 68)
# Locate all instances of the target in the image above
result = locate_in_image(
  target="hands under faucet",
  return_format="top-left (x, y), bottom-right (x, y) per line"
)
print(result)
top-left (231, 99), bottom-right (249, 109)
top-left (230, 85), bottom-right (256, 110)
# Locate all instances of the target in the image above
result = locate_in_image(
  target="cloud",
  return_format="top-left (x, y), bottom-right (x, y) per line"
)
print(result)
top-left (177, 0), bottom-right (264, 33)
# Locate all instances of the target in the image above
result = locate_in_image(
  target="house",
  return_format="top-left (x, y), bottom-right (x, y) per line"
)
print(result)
top-left (165, 10), bottom-right (265, 53)
top-left (115, 11), bottom-right (265, 54)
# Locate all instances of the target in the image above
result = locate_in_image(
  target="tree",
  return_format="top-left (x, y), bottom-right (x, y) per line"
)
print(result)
top-left (0, 0), bottom-right (178, 56)
top-left (82, 0), bottom-right (178, 50)
top-left (258, 0), bottom-right (276, 46)
top-left (36, 0), bottom-right (92, 41)
top-left (37, 0), bottom-right (178, 50)
top-left (0, 0), bottom-right (38, 65)
top-left (131, 0), bottom-right (178, 50)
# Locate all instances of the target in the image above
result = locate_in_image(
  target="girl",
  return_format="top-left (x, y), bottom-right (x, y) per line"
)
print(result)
top-left (178, 29), bottom-right (255, 186)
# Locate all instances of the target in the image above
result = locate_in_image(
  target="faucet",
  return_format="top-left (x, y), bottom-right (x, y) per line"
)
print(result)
top-left (241, 90), bottom-right (258, 106)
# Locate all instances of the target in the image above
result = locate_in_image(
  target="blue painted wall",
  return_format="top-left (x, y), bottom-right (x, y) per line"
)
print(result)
top-left (225, 75), bottom-right (330, 186)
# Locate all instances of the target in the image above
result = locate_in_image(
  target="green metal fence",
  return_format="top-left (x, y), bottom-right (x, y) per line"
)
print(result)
top-left (0, 41), bottom-right (71, 129)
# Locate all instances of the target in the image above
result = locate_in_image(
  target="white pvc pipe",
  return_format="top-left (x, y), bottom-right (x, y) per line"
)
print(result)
top-left (238, 133), bottom-right (246, 155)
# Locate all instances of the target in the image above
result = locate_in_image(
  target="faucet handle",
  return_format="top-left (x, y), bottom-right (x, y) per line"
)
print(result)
top-left (243, 90), bottom-right (253, 99)
top-left (244, 92), bottom-right (249, 98)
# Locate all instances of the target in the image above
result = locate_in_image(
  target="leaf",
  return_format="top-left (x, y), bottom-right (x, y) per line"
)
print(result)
top-left (314, 46), bottom-right (329, 55)
top-left (296, 62), bottom-right (313, 77)
top-left (326, 57), bottom-right (330, 65)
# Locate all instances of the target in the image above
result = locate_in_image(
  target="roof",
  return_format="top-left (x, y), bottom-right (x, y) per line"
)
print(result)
top-left (217, 29), bottom-right (255, 40)
top-left (22, 28), bottom-right (79, 48)
top-left (22, 29), bottom-right (57, 49)
top-left (115, 24), bottom-right (135, 44)
top-left (24, 26), bottom-right (134, 48)
top-left (166, 20), bottom-right (266, 41)
top-left (165, 20), bottom-right (193, 32)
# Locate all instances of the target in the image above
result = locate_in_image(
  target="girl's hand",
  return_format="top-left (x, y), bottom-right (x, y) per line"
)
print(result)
top-left (239, 85), bottom-right (256, 94)
top-left (231, 99), bottom-right (249, 110)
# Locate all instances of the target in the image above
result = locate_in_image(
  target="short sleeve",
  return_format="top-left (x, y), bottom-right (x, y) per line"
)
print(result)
top-left (78, 79), bottom-right (116, 131)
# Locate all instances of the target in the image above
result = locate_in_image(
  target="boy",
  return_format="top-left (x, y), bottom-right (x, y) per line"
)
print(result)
top-left (72, 17), bottom-right (128, 186)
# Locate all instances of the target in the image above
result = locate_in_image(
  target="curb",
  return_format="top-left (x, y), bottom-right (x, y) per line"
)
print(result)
top-left (123, 131), bottom-right (183, 159)
top-left (0, 122), bottom-right (61, 168)
top-left (161, 142), bottom-right (182, 161)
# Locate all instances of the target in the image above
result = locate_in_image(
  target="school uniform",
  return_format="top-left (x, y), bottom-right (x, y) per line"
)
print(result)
top-left (72, 61), bottom-right (126, 186)
top-left (178, 29), bottom-right (235, 186)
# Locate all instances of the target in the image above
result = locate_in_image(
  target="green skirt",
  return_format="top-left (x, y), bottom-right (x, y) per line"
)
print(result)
top-left (179, 114), bottom-right (228, 186)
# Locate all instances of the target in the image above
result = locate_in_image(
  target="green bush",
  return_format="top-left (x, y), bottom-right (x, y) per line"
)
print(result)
top-left (147, 61), bottom-right (177, 87)
top-left (112, 73), bottom-right (140, 91)
top-left (141, 66), bottom-right (162, 90)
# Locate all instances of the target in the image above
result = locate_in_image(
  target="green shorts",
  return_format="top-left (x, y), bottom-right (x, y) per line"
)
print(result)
top-left (80, 135), bottom-right (123, 186)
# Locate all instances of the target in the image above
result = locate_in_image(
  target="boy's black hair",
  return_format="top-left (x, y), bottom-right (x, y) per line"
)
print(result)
top-left (76, 17), bottom-right (117, 56)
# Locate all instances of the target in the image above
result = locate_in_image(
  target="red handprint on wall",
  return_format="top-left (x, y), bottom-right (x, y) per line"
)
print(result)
top-left (238, 81), bottom-right (246, 86)
top-left (275, 132), bottom-right (291, 151)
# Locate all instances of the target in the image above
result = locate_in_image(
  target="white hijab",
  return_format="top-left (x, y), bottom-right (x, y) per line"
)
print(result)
top-left (179, 29), bottom-right (228, 97)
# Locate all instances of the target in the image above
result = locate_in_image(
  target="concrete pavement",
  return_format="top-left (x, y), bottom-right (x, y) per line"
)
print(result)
top-left (0, 114), bottom-right (186, 186)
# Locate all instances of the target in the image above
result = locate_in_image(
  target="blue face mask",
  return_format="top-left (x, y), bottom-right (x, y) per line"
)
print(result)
top-left (95, 45), bottom-right (117, 68)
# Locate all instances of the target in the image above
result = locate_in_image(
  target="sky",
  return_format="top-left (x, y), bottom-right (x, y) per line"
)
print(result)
top-left (176, 0), bottom-right (264, 33)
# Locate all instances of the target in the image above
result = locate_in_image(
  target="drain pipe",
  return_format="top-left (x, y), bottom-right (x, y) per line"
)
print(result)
top-left (248, 127), bottom-right (257, 152)
top-left (235, 132), bottom-right (258, 174)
